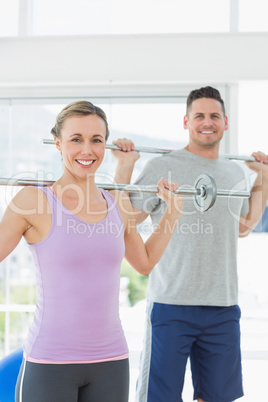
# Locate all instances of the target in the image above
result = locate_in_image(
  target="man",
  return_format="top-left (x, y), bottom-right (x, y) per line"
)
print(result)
top-left (113, 86), bottom-right (268, 402)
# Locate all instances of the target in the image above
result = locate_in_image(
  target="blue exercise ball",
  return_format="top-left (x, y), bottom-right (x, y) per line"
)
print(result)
top-left (0, 348), bottom-right (23, 402)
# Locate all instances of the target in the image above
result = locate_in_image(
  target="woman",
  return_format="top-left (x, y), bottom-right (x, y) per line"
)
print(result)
top-left (0, 101), bottom-right (183, 402)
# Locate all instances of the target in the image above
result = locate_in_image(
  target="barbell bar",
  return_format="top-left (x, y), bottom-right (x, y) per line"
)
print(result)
top-left (42, 139), bottom-right (256, 162)
top-left (0, 174), bottom-right (250, 212)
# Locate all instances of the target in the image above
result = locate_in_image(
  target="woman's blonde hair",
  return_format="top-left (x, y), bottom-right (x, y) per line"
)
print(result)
top-left (51, 101), bottom-right (110, 140)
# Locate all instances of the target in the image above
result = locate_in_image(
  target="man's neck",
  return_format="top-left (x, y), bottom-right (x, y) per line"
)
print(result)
top-left (184, 144), bottom-right (220, 159)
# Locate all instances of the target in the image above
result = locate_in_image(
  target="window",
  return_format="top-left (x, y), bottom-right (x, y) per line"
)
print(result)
top-left (32, 0), bottom-right (230, 35)
top-left (239, 0), bottom-right (268, 32)
top-left (0, 0), bottom-right (19, 36)
top-left (2, 0), bottom-right (268, 38)
top-left (237, 82), bottom-right (268, 361)
top-left (238, 82), bottom-right (268, 154)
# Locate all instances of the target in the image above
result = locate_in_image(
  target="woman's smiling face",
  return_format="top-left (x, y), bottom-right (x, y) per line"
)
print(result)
top-left (55, 114), bottom-right (107, 180)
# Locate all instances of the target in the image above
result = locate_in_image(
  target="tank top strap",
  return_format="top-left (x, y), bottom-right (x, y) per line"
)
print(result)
top-left (39, 186), bottom-right (56, 210)
top-left (100, 189), bottom-right (124, 226)
top-left (38, 186), bottom-right (58, 224)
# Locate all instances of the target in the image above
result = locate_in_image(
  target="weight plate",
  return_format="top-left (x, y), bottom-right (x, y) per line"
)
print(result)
top-left (193, 174), bottom-right (217, 212)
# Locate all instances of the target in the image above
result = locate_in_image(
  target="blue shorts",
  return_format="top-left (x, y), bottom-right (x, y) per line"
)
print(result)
top-left (136, 303), bottom-right (244, 402)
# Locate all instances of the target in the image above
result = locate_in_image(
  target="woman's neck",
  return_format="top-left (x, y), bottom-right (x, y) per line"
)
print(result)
top-left (54, 171), bottom-right (101, 199)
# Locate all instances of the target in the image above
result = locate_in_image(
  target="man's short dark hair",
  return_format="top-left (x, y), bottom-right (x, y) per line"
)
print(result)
top-left (186, 86), bottom-right (226, 116)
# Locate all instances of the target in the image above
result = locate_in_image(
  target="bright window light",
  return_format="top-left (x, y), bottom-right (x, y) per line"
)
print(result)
top-left (0, 0), bottom-right (19, 36)
top-left (32, 0), bottom-right (230, 35)
top-left (239, 0), bottom-right (268, 31)
top-left (238, 82), bottom-right (268, 154)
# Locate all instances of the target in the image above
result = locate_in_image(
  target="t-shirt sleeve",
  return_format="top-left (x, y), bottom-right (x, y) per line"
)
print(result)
top-left (239, 167), bottom-right (250, 216)
top-left (240, 197), bottom-right (249, 216)
top-left (130, 159), bottom-right (161, 214)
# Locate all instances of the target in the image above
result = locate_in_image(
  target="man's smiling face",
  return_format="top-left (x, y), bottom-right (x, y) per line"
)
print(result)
top-left (184, 97), bottom-right (228, 151)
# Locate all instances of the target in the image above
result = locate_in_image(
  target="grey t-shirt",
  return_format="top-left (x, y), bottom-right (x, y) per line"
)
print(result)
top-left (130, 148), bottom-right (249, 306)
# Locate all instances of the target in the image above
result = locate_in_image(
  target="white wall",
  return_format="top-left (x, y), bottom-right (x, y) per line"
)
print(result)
top-left (0, 33), bottom-right (268, 97)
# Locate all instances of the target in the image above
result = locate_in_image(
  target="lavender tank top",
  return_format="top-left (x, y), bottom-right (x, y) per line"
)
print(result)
top-left (24, 187), bottom-right (128, 362)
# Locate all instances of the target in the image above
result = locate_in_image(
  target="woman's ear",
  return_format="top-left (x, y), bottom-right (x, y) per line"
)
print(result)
top-left (54, 136), bottom-right (61, 152)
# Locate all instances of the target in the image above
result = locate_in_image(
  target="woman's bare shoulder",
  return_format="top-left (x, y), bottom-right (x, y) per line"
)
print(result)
top-left (8, 186), bottom-right (49, 215)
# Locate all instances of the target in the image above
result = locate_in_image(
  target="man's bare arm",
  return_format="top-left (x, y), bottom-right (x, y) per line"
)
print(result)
top-left (239, 151), bottom-right (268, 236)
top-left (112, 138), bottom-right (149, 224)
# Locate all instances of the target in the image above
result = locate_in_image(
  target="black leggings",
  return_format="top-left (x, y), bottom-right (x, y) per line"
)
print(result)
top-left (15, 358), bottom-right (129, 402)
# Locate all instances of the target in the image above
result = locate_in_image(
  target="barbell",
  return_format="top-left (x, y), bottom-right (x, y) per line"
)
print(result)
top-left (0, 174), bottom-right (250, 212)
top-left (42, 139), bottom-right (256, 161)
